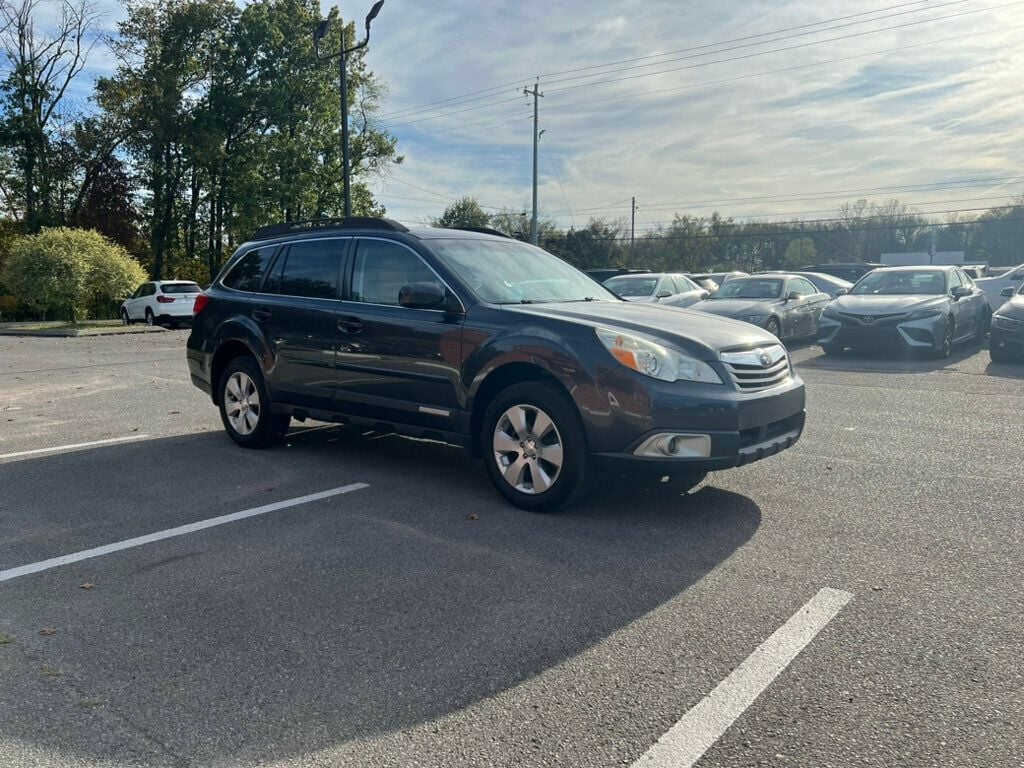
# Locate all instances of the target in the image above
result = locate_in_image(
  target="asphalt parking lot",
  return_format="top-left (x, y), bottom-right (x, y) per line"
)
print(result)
top-left (1, 331), bottom-right (1022, 768)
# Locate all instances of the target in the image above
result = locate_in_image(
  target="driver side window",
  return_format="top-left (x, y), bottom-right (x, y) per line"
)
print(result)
top-left (350, 240), bottom-right (439, 306)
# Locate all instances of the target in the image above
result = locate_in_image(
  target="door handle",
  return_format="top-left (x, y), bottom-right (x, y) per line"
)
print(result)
top-left (252, 308), bottom-right (272, 322)
top-left (337, 315), bottom-right (363, 333)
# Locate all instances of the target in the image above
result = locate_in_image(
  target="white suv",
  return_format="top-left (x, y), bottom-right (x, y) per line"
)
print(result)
top-left (121, 281), bottom-right (202, 328)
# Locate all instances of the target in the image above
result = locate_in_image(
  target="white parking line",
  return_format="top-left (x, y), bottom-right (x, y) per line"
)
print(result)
top-left (0, 483), bottom-right (369, 583)
top-left (632, 587), bottom-right (854, 768)
top-left (0, 435), bottom-right (150, 461)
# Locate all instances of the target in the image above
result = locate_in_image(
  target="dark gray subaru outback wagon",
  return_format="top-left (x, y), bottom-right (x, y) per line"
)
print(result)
top-left (187, 218), bottom-right (805, 511)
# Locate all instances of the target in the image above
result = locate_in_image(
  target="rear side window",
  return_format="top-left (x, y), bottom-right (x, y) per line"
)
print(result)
top-left (274, 240), bottom-right (344, 299)
top-left (790, 278), bottom-right (817, 296)
top-left (222, 248), bottom-right (274, 292)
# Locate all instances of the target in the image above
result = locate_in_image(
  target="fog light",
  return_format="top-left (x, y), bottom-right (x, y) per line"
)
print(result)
top-left (634, 433), bottom-right (712, 458)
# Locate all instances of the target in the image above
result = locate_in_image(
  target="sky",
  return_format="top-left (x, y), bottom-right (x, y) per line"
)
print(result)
top-left (30, 0), bottom-right (1024, 232)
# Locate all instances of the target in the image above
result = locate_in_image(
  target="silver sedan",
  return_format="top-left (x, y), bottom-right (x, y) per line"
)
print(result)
top-left (603, 273), bottom-right (709, 308)
top-left (690, 275), bottom-right (831, 340)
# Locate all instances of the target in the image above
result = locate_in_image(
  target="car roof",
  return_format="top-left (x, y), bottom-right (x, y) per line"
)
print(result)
top-left (605, 272), bottom-right (664, 279)
top-left (871, 265), bottom-right (952, 273)
top-left (237, 220), bottom-right (516, 251)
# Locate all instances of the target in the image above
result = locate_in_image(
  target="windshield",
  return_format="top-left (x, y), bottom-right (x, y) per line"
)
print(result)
top-left (604, 276), bottom-right (658, 296)
top-left (429, 239), bottom-right (618, 304)
top-left (850, 270), bottom-right (947, 296)
top-left (161, 282), bottom-right (202, 294)
top-left (711, 278), bottom-right (783, 300)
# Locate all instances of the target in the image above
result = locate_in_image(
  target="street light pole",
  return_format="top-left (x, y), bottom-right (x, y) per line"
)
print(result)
top-left (315, 1), bottom-right (385, 219)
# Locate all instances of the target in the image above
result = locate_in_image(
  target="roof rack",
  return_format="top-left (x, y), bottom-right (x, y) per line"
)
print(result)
top-left (450, 226), bottom-right (512, 238)
top-left (252, 217), bottom-right (409, 241)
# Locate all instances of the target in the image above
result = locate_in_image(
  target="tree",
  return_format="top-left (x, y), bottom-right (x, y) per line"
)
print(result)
top-left (0, 0), bottom-right (101, 230)
top-left (782, 237), bottom-right (817, 268)
top-left (432, 196), bottom-right (490, 229)
top-left (1, 227), bottom-right (145, 321)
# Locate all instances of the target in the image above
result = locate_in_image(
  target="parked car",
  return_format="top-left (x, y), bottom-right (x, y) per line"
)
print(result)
top-left (689, 276), bottom-right (719, 295)
top-left (990, 283), bottom-right (1024, 363)
top-left (585, 268), bottom-right (645, 283)
top-left (800, 263), bottom-right (883, 283)
top-left (603, 272), bottom-right (709, 308)
top-left (690, 271), bottom-right (748, 287)
top-left (187, 218), bottom-right (806, 511)
top-left (975, 262), bottom-right (1024, 310)
top-left (758, 271), bottom-right (853, 299)
top-left (961, 265), bottom-right (988, 280)
top-left (690, 274), bottom-right (830, 340)
top-left (121, 281), bottom-right (203, 328)
top-left (817, 266), bottom-right (990, 358)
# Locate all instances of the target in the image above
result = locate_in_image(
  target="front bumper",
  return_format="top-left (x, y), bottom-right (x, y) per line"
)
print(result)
top-left (990, 319), bottom-right (1024, 359)
top-left (817, 313), bottom-right (945, 350)
top-left (586, 366), bottom-right (806, 474)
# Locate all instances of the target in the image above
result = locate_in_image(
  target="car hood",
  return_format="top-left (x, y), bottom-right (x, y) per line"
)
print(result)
top-left (506, 300), bottom-right (779, 358)
top-left (690, 298), bottom-right (782, 318)
top-left (995, 294), bottom-right (1024, 319)
top-left (829, 295), bottom-right (945, 313)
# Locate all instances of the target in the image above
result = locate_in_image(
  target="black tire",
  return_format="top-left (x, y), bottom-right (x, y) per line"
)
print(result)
top-left (145, 308), bottom-right (155, 326)
top-left (820, 344), bottom-right (839, 356)
top-left (168, 319), bottom-right (178, 330)
top-left (217, 356), bottom-right (290, 448)
top-left (975, 307), bottom-right (991, 342)
top-left (989, 344), bottom-right (1012, 363)
top-left (121, 309), bottom-right (131, 326)
top-left (766, 317), bottom-right (781, 338)
top-left (934, 319), bottom-right (954, 358)
top-left (481, 381), bottom-right (590, 512)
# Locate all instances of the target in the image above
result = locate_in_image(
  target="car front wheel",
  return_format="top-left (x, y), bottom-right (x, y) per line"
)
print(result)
top-left (217, 357), bottom-right (290, 448)
top-left (121, 309), bottom-right (131, 326)
top-left (481, 381), bottom-right (590, 512)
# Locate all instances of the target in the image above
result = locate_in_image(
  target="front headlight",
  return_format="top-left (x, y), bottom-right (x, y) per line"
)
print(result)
top-left (906, 307), bottom-right (943, 320)
top-left (738, 315), bottom-right (767, 326)
top-left (596, 328), bottom-right (723, 384)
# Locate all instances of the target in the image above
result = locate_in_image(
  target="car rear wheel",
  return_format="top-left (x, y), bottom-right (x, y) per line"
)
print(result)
top-left (218, 357), bottom-right (290, 448)
top-left (145, 308), bottom-right (155, 326)
top-left (989, 344), bottom-right (1012, 363)
top-left (481, 381), bottom-right (590, 512)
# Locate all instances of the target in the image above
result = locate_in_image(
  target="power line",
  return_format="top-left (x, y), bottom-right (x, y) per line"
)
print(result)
top-left (544, 1), bottom-right (1022, 96)
top-left (540, 22), bottom-right (1023, 117)
top-left (378, 0), bottom-right (943, 121)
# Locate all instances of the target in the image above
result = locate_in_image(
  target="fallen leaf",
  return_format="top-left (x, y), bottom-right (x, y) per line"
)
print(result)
top-left (80, 583), bottom-right (95, 590)
top-left (41, 665), bottom-right (61, 679)
top-left (0, 634), bottom-right (12, 645)
top-left (467, 513), bottom-right (479, 521)
top-left (169, 410), bottom-right (181, 415)
top-left (39, 627), bottom-right (57, 636)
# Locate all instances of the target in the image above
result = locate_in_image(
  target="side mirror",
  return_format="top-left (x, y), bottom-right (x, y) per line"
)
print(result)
top-left (699, 290), bottom-right (709, 300)
top-left (951, 285), bottom-right (972, 299)
top-left (656, 289), bottom-right (672, 299)
top-left (399, 281), bottom-right (446, 309)
top-left (786, 291), bottom-right (802, 302)
top-left (835, 288), bottom-right (848, 296)
top-left (1000, 286), bottom-right (1015, 297)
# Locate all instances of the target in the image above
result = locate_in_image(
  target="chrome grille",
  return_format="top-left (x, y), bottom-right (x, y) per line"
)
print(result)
top-left (720, 344), bottom-right (790, 392)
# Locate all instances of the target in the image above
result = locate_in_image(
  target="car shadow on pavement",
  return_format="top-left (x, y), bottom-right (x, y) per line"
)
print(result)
top-left (0, 429), bottom-right (761, 765)
top-left (796, 342), bottom-right (981, 374)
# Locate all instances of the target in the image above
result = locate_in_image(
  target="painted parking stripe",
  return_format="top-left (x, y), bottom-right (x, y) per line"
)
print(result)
top-left (632, 587), bottom-right (854, 768)
top-left (0, 435), bottom-right (151, 461)
top-left (0, 483), bottom-right (368, 583)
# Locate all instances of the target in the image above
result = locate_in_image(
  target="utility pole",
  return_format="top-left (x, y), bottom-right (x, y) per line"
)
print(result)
top-left (630, 196), bottom-right (636, 259)
top-left (524, 80), bottom-right (544, 245)
top-left (315, 1), bottom-right (385, 219)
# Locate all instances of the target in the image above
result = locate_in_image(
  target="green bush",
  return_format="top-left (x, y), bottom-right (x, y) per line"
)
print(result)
top-left (0, 228), bottom-right (147, 323)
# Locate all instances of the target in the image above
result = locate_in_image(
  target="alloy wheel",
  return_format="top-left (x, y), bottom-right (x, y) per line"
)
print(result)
top-left (492, 404), bottom-right (564, 495)
top-left (224, 371), bottom-right (261, 436)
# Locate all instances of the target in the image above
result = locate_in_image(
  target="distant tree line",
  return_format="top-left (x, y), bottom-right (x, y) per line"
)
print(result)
top-left (434, 196), bottom-right (1024, 272)
top-left (0, 0), bottom-right (401, 289)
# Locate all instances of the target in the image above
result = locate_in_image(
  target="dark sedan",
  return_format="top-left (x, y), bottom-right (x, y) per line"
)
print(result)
top-left (690, 275), bottom-right (830, 340)
top-left (990, 283), bottom-right (1024, 362)
top-left (817, 266), bottom-right (990, 358)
